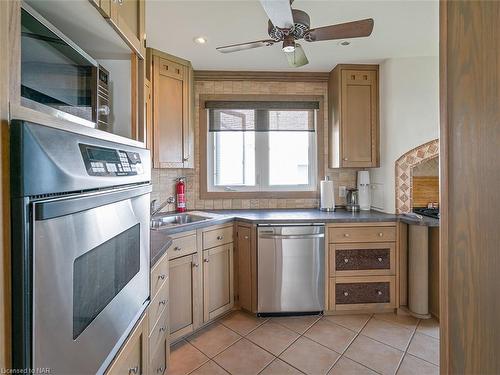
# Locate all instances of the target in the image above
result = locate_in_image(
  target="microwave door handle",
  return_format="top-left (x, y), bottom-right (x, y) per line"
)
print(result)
top-left (34, 184), bottom-right (152, 221)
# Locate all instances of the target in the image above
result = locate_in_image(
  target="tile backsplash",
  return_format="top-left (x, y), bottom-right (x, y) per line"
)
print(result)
top-left (151, 79), bottom-right (358, 211)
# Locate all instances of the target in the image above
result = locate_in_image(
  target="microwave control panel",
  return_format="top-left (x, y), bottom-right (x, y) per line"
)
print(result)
top-left (79, 143), bottom-right (144, 177)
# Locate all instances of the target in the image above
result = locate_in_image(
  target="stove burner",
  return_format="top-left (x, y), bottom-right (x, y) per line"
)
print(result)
top-left (413, 207), bottom-right (440, 219)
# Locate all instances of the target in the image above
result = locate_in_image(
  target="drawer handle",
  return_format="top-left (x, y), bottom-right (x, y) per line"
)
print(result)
top-left (217, 235), bottom-right (224, 240)
top-left (343, 291), bottom-right (349, 296)
top-left (158, 274), bottom-right (166, 280)
top-left (376, 290), bottom-right (383, 296)
top-left (174, 246), bottom-right (181, 251)
top-left (377, 257), bottom-right (383, 262)
top-left (159, 299), bottom-right (167, 306)
top-left (343, 233), bottom-right (350, 237)
top-left (344, 258), bottom-right (349, 263)
top-left (157, 367), bottom-right (165, 374)
top-left (378, 232), bottom-right (384, 237)
top-left (159, 325), bottom-right (167, 333)
top-left (204, 258), bottom-right (210, 263)
top-left (129, 366), bottom-right (139, 374)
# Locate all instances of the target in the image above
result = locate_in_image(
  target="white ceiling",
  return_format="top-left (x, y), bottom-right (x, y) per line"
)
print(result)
top-left (146, 0), bottom-right (439, 72)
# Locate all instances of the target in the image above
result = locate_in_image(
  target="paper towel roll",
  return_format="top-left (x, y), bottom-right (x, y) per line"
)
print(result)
top-left (320, 178), bottom-right (335, 211)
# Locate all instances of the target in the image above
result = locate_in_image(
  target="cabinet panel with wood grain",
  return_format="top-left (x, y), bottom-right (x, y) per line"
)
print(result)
top-left (328, 64), bottom-right (379, 168)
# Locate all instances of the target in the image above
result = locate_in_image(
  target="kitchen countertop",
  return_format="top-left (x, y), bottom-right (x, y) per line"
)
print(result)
top-left (150, 230), bottom-right (172, 267)
top-left (399, 213), bottom-right (440, 227)
top-left (149, 208), bottom-right (439, 267)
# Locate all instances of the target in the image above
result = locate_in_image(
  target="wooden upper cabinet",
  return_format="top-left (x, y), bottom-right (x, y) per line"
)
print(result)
top-left (149, 49), bottom-right (194, 168)
top-left (92, 0), bottom-right (145, 57)
top-left (328, 64), bottom-right (379, 168)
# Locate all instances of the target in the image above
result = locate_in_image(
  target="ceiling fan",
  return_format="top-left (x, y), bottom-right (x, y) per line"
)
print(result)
top-left (216, 0), bottom-right (374, 68)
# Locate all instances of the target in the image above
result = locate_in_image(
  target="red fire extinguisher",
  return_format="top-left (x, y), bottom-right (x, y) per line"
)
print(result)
top-left (176, 177), bottom-right (186, 213)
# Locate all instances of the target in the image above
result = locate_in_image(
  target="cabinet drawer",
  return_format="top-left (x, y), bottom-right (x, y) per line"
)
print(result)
top-left (150, 338), bottom-right (167, 375)
top-left (148, 282), bottom-right (169, 334)
top-left (159, 58), bottom-right (184, 80)
top-left (333, 276), bottom-right (395, 310)
top-left (151, 254), bottom-right (169, 299)
top-left (203, 226), bottom-right (233, 250)
top-left (329, 226), bottom-right (396, 243)
top-left (149, 309), bottom-right (168, 356)
top-left (169, 234), bottom-right (197, 260)
top-left (106, 316), bottom-right (144, 375)
top-left (329, 243), bottom-right (395, 277)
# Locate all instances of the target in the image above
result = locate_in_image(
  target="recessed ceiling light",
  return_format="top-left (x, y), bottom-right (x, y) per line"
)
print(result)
top-left (193, 36), bottom-right (208, 45)
top-left (339, 41), bottom-right (351, 46)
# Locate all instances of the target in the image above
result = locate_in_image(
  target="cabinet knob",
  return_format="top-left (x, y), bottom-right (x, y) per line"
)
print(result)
top-left (217, 235), bottom-right (224, 240)
top-left (344, 258), bottom-right (349, 263)
top-left (378, 232), bottom-right (383, 237)
top-left (117, 0), bottom-right (123, 4)
top-left (343, 291), bottom-right (349, 296)
top-left (343, 233), bottom-right (350, 237)
top-left (174, 246), bottom-right (181, 251)
top-left (158, 274), bottom-right (166, 280)
top-left (129, 366), bottom-right (139, 374)
top-left (343, 157), bottom-right (348, 161)
top-left (204, 258), bottom-right (210, 263)
top-left (159, 299), bottom-right (167, 306)
top-left (377, 257), bottom-right (383, 262)
top-left (377, 290), bottom-right (383, 296)
top-left (157, 367), bottom-right (165, 374)
top-left (159, 326), bottom-right (167, 333)
top-left (192, 263), bottom-right (199, 268)
top-left (183, 157), bottom-right (189, 162)
top-left (244, 235), bottom-right (249, 240)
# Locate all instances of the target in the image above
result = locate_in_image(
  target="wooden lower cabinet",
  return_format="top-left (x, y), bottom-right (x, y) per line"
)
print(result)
top-left (327, 223), bottom-right (398, 312)
top-left (203, 244), bottom-right (234, 322)
top-left (106, 313), bottom-right (148, 375)
top-left (169, 253), bottom-right (201, 341)
top-left (236, 225), bottom-right (253, 312)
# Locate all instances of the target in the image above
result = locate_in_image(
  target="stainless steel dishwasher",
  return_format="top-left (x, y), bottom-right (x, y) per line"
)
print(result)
top-left (257, 224), bottom-right (325, 314)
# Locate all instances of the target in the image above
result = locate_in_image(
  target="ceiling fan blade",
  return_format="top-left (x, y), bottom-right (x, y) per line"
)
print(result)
top-left (216, 40), bottom-right (275, 53)
top-left (285, 44), bottom-right (309, 68)
top-left (260, 0), bottom-right (294, 29)
top-left (305, 18), bottom-right (374, 42)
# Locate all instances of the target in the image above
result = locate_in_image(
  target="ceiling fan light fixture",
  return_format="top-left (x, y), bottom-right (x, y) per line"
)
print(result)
top-left (193, 36), bottom-right (208, 45)
top-left (282, 36), bottom-right (295, 52)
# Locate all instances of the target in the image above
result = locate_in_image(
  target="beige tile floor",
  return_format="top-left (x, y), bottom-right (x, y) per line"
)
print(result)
top-left (168, 311), bottom-right (440, 375)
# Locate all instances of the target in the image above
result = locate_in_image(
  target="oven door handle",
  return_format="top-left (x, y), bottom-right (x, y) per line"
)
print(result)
top-left (35, 184), bottom-right (152, 220)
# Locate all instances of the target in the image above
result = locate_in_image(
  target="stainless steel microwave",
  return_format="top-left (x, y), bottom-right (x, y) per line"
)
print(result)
top-left (20, 3), bottom-right (100, 128)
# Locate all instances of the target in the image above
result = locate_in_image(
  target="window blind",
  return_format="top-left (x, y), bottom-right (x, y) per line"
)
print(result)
top-left (206, 101), bottom-right (318, 132)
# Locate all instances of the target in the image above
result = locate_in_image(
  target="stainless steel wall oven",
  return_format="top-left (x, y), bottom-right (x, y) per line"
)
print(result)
top-left (11, 120), bottom-right (151, 374)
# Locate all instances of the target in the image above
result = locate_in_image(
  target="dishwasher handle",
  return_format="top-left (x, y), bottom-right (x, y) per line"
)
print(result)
top-left (259, 233), bottom-right (325, 240)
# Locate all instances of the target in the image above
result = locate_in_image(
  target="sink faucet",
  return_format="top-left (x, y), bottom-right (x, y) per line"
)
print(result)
top-left (151, 196), bottom-right (175, 217)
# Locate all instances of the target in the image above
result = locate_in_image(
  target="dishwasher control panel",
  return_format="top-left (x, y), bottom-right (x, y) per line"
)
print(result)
top-left (79, 143), bottom-right (144, 177)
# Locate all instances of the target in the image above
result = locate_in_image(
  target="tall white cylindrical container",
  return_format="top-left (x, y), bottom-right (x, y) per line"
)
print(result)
top-left (320, 176), bottom-right (335, 211)
top-left (357, 171), bottom-right (371, 211)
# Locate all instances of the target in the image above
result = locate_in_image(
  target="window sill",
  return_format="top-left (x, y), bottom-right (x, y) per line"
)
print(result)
top-left (200, 190), bottom-right (318, 200)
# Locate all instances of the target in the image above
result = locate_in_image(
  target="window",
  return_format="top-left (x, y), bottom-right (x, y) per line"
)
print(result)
top-left (205, 100), bottom-right (319, 193)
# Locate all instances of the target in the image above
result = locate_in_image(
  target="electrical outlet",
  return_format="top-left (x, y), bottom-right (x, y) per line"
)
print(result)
top-left (339, 186), bottom-right (347, 198)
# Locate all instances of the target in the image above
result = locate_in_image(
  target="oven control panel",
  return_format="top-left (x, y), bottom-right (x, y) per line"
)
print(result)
top-left (79, 143), bottom-right (144, 177)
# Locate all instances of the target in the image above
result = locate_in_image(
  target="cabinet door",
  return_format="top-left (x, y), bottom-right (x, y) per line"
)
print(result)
top-left (153, 56), bottom-right (185, 167)
top-left (341, 69), bottom-right (378, 167)
top-left (203, 244), bottom-right (234, 322)
top-left (169, 254), bottom-right (200, 340)
top-left (106, 314), bottom-right (148, 374)
top-left (111, 0), bottom-right (145, 55)
top-left (237, 227), bottom-right (252, 311)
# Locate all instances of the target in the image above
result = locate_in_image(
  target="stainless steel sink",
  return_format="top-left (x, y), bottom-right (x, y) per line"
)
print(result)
top-left (151, 213), bottom-right (209, 229)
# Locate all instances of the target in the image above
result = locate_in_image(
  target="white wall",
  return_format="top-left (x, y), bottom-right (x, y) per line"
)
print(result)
top-left (98, 59), bottom-right (132, 139)
top-left (370, 56), bottom-right (439, 213)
